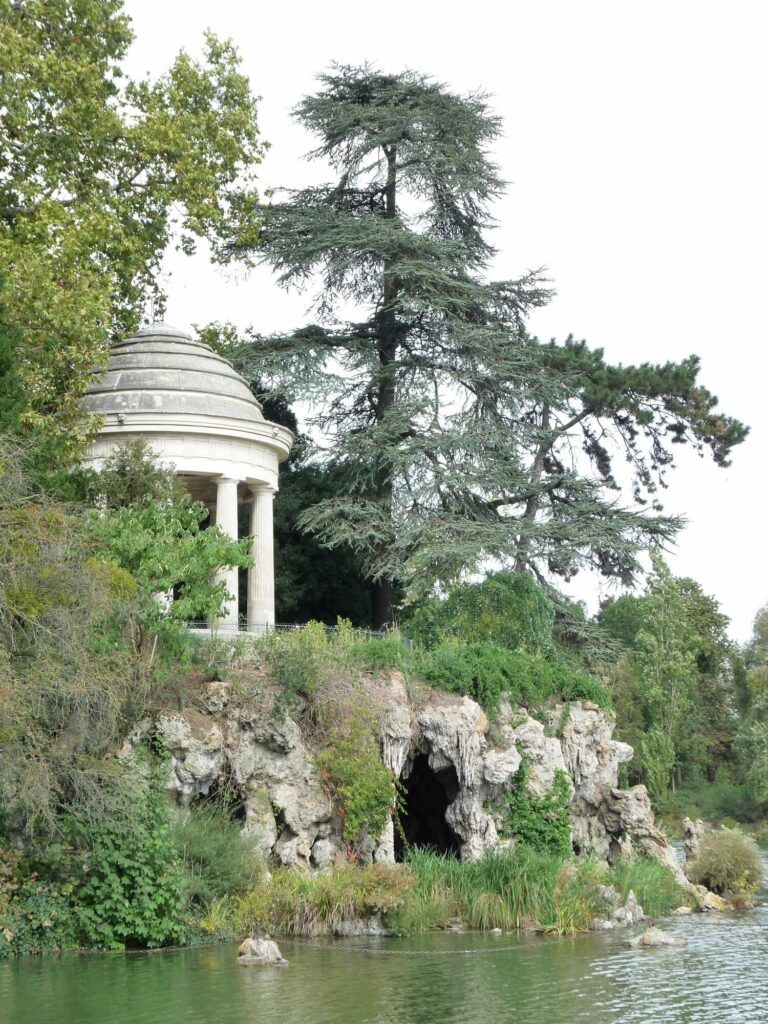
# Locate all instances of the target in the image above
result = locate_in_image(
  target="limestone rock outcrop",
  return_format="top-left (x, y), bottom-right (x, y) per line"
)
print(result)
top-left (600, 786), bottom-right (690, 888)
top-left (140, 672), bottom-right (684, 876)
top-left (682, 817), bottom-right (705, 863)
top-left (154, 690), bottom-right (334, 871)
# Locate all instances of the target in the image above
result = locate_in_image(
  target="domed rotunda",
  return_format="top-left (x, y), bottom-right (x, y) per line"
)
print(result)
top-left (82, 322), bottom-right (294, 629)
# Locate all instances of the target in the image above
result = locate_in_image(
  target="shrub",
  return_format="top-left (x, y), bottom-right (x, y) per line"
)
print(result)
top-left (262, 620), bottom-right (328, 710)
top-left (0, 846), bottom-right (78, 957)
top-left (316, 721), bottom-right (396, 843)
top-left (420, 641), bottom-right (609, 717)
top-left (349, 633), bottom-right (411, 673)
top-left (686, 827), bottom-right (763, 896)
top-left (170, 799), bottom-right (263, 908)
top-left (72, 773), bottom-right (187, 949)
top-left (501, 760), bottom-right (573, 856)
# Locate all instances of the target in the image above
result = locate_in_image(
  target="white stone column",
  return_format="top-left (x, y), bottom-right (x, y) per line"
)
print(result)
top-left (214, 476), bottom-right (240, 627)
top-left (247, 485), bottom-right (276, 631)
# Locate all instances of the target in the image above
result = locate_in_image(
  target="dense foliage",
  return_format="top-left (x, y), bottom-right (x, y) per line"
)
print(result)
top-left (734, 605), bottom-right (768, 810)
top-left (600, 557), bottom-right (736, 799)
top-left (0, 438), bottom-right (145, 833)
top-left (0, 439), bottom-right (248, 835)
top-left (72, 773), bottom-right (187, 950)
top-left (216, 65), bottom-right (744, 627)
top-left (501, 761), bottom-right (573, 856)
top-left (407, 571), bottom-right (556, 654)
top-left (0, 0), bottom-right (265, 456)
top-left (316, 722), bottom-right (396, 843)
top-left (685, 828), bottom-right (763, 897)
top-left (420, 642), bottom-right (609, 717)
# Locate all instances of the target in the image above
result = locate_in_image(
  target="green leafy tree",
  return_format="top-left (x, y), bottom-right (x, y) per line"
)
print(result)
top-left (742, 604), bottom-right (768, 703)
top-left (0, 0), bottom-right (265, 454)
top-left (90, 438), bottom-right (186, 509)
top-left (0, 290), bottom-right (25, 438)
top-left (87, 441), bottom-right (252, 638)
top-left (734, 604), bottom-right (768, 806)
top-left (601, 558), bottom-right (735, 796)
top-left (221, 65), bottom-right (745, 628)
top-left (0, 438), bottom-right (249, 834)
top-left (406, 571), bottom-right (555, 654)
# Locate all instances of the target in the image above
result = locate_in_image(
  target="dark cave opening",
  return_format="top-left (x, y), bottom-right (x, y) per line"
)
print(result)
top-left (395, 754), bottom-right (462, 860)
top-left (190, 775), bottom-right (247, 823)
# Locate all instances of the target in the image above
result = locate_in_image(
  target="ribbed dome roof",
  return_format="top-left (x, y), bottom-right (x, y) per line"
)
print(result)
top-left (83, 322), bottom-right (264, 423)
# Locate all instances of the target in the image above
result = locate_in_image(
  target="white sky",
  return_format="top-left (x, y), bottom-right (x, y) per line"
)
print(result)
top-left (123, 0), bottom-right (768, 641)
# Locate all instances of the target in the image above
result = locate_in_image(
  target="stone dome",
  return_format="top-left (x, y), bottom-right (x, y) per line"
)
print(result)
top-left (82, 321), bottom-right (294, 629)
top-left (83, 321), bottom-right (265, 424)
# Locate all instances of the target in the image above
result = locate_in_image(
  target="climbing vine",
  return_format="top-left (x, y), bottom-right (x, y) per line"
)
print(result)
top-left (316, 722), bottom-right (395, 845)
top-left (501, 758), bottom-right (572, 856)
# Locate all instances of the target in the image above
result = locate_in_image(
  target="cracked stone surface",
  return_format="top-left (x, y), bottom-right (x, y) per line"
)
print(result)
top-left (139, 673), bottom-right (680, 873)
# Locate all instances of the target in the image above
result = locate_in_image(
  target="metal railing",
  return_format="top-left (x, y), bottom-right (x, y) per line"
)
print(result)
top-left (185, 621), bottom-right (397, 641)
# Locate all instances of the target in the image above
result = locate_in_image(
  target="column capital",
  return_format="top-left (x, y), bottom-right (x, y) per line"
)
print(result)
top-left (249, 482), bottom-right (277, 498)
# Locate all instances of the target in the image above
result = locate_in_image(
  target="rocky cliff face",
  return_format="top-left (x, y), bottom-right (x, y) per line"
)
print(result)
top-left (145, 673), bottom-right (682, 879)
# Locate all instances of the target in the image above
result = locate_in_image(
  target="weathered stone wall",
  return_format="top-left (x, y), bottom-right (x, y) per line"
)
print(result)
top-left (142, 672), bottom-right (682, 877)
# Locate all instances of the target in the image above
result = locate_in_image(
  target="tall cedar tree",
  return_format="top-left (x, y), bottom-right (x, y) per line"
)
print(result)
top-left (225, 66), bottom-right (746, 628)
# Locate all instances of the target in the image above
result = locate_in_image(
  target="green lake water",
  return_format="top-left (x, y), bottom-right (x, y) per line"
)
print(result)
top-left (3, 908), bottom-right (768, 1024)
top-left (3, 850), bottom-right (768, 1024)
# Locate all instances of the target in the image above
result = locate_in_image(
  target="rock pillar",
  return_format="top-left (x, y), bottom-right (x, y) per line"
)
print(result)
top-left (214, 476), bottom-right (240, 627)
top-left (247, 485), bottom-right (276, 631)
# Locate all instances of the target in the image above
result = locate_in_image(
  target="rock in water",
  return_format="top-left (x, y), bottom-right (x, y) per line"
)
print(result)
top-left (237, 936), bottom-right (288, 965)
top-left (625, 927), bottom-right (687, 949)
top-left (591, 887), bottom-right (645, 930)
top-left (696, 889), bottom-right (729, 912)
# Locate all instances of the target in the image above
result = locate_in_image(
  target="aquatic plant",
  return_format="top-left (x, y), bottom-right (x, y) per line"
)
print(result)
top-left (608, 855), bottom-right (691, 917)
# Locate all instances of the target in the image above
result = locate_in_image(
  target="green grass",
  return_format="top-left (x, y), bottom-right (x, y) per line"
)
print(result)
top-left (607, 856), bottom-right (691, 917)
top-left (231, 862), bottom-right (414, 937)
top-left (192, 846), bottom-right (690, 941)
top-left (386, 848), bottom-right (613, 935)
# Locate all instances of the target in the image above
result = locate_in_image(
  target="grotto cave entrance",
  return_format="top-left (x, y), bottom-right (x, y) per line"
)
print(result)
top-left (395, 754), bottom-right (462, 860)
top-left (189, 775), bottom-right (247, 824)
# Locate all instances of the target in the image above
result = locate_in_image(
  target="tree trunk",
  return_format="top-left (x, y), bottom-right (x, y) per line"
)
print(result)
top-left (368, 145), bottom-right (399, 629)
top-left (514, 403), bottom-right (551, 572)
top-left (371, 579), bottom-right (394, 630)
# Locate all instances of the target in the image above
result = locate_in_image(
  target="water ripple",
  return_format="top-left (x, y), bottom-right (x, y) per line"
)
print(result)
top-left (3, 886), bottom-right (768, 1023)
